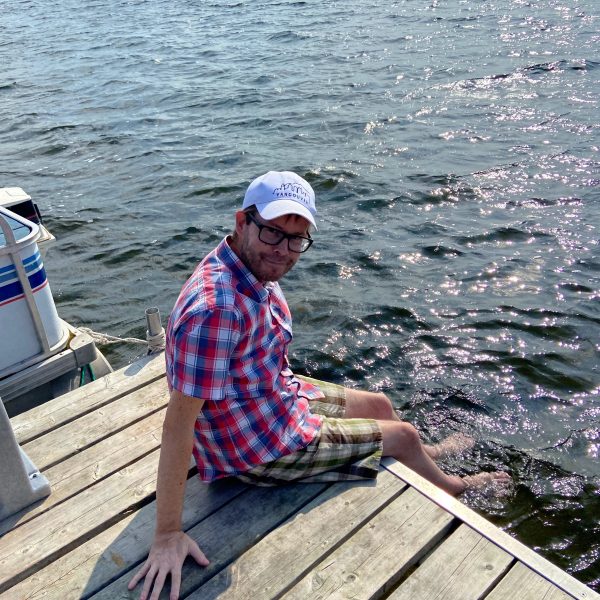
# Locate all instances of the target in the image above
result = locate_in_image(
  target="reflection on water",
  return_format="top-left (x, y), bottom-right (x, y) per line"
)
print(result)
top-left (2, 0), bottom-right (599, 589)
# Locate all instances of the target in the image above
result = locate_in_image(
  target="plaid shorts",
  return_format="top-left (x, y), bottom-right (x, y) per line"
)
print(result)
top-left (235, 375), bottom-right (383, 487)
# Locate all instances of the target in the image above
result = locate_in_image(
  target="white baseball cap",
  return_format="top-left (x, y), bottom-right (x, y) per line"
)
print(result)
top-left (242, 171), bottom-right (317, 229)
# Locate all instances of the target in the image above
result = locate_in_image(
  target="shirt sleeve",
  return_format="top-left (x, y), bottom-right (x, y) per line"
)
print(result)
top-left (169, 307), bottom-right (241, 400)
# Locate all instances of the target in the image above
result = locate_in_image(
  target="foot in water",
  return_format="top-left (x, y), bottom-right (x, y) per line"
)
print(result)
top-left (427, 432), bottom-right (476, 460)
top-left (461, 471), bottom-right (513, 497)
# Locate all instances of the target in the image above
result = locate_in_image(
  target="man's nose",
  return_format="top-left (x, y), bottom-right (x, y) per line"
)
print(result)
top-left (273, 238), bottom-right (290, 256)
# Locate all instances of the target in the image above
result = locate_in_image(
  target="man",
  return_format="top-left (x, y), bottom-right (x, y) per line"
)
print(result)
top-left (129, 171), bottom-right (510, 600)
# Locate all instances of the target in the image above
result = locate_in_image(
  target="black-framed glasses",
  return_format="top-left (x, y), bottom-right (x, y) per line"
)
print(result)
top-left (246, 212), bottom-right (314, 253)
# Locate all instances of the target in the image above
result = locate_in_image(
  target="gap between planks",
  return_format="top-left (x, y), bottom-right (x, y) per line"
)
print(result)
top-left (11, 353), bottom-right (166, 445)
top-left (21, 376), bottom-right (169, 471)
top-left (0, 408), bottom-right (166, 536)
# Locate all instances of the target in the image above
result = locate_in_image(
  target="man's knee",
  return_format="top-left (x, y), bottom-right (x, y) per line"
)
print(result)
top-left (370, 392), bottom-right (396, 420)
top-left (345, 389), bottom-right (396, 420)
top-left (381, 421), bottom-right (422, 459)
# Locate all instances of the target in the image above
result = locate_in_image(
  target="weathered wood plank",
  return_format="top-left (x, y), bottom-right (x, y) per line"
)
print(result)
top-left (0, 449), bottom-right (162, 593)
top-left (11, 353), bottom-right (166, 444)
top-left (93, 482), bottom-right (331, 600)
top-left (486, 562), bottom-right (578, 600)
top-left (389, 523), bottom-right (513, 600)
top-left (20, 377), bottom-right (168, 470)
top-left (383, 459), bottom-right (597, 600)
top-left (0, 408), bottom-right (166, 536)
top-left (282, 486), bottom-right (454, 600)
top-left (187, 468), bottom-right (407, 600)
top-left (1, 476), bottom-right (246, 600)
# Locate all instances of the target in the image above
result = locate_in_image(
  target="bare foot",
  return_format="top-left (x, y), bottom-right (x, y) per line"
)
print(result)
top-left (427, 432), bottom-right (475, 460)
top-left (461, 471), bottom-right (512, 497)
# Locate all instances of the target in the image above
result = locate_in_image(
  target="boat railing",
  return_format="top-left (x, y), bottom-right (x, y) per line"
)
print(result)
top-left (0, 395), bottom-right (51, 521)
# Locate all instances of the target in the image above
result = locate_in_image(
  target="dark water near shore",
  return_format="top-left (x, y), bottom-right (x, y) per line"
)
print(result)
top-left (2, 0), bottom-right (599, 589)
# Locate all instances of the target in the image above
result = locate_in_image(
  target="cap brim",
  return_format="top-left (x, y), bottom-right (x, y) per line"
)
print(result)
top-left (256, 200), bottom-right (317, 229)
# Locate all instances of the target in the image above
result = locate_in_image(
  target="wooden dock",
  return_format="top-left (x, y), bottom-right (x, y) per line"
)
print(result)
top-left (1, 354), bottom-right (598, 600)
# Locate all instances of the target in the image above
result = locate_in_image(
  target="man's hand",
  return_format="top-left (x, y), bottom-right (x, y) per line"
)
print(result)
top-left (130, 391), bottom-right (207, 598)
top-left (128, 530), bottom-right (209, 600)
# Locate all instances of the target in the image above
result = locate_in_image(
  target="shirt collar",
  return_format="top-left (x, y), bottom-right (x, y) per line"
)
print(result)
top-left (216, 237), bottom-right (270, 303)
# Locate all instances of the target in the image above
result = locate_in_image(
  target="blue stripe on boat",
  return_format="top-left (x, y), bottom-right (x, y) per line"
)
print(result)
top-left (0, 252), bottom-right (44, 282)
top-left (0, 253), bottom-right (47, 304)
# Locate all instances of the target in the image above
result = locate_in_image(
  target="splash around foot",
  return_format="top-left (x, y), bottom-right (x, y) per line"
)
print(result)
top-left (461, 471), bottom-right (513, 497)
top-left (429, 432), bottom-right (476, 460)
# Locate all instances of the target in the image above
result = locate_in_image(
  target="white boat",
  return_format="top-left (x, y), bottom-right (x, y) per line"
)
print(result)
top-left (0, 187), bottom-right (113, 417)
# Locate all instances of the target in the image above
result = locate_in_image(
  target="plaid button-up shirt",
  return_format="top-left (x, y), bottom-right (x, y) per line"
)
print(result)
top-left (165, 237), bottom-right (323, 481)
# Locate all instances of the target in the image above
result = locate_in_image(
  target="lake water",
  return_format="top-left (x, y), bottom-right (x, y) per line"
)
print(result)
top-left (2, 0), bottom-right (599, 590)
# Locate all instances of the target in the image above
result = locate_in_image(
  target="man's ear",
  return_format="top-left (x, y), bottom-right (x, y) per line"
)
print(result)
top-left (234, 210), bottom-right (247, 235)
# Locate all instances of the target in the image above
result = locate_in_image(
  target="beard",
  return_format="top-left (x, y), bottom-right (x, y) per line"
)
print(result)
top-left (237, 237), bottom-right (296, 283)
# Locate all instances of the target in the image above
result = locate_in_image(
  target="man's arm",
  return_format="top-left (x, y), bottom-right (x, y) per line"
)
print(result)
top-left (128, 390), bottom-right (208, 600)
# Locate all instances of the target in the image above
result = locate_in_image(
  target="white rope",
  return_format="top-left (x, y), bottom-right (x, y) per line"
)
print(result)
top-left (78, 326), bottom-right (166, 354)
top-left (78, 327), bottom-right (147, 346)
top-left (147, 330), bottom-right (166, 355)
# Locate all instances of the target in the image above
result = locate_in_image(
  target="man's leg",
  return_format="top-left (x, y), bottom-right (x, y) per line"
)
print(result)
top-left (377, 419), bottom-right (511, 495)
top-left (302, 379), bottom-right (510, 495)
top-left (344, 388), bottom-right (473, 459)
top-left (344, 388), bottom-right (400, 421)
top-left (377, 419), bottom-right (464, 494)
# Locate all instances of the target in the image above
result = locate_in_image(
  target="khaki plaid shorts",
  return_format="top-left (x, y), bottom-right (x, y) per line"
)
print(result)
top-left (235, 375), bottom-right (383, 487)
